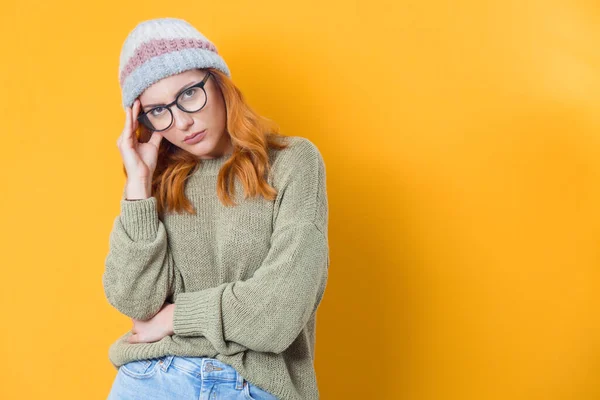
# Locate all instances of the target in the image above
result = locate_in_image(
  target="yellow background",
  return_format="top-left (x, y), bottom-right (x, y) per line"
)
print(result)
top-left (1, 0), bottom-right (599, 399)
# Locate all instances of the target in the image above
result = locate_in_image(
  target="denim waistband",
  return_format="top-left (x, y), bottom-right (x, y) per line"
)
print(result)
top-left (159, 355), bottom-right (244, 389)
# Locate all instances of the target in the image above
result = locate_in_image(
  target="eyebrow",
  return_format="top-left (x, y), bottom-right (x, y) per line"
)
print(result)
top-left (142, 81), bottom-right (199, 109)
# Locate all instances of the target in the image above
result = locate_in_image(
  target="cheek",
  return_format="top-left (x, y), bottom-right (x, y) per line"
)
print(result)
top-left (161, 133), bottom-right (178, 145)
top-left (202, 105), bottom-right (225, 127)
top-left (207, 92), bottom-right (225, 118)
top-left (210, 103), bottom-right (227, 125)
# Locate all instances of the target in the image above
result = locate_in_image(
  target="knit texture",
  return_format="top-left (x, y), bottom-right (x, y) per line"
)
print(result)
top-left (103, 136), bottom-right (330, 400)
top-left (119, 17), bottom-right (231, 110)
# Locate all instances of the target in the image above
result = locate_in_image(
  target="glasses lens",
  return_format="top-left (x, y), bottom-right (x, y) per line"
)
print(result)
top-left (144, 107), bottom-right (172, 131)
top-left (140, 87), bottom-right (207, 132)
top-left (177, 87), bottom-right (207, 112)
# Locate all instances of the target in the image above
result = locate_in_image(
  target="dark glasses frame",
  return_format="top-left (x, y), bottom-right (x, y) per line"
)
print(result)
top-left (136, 71), bottom-right (213, 132)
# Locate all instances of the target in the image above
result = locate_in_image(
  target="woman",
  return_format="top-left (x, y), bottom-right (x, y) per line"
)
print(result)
top-left (104, 17), bottom-right (330, 400)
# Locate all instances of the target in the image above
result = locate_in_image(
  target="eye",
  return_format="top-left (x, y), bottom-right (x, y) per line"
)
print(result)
top-left (150, 107), bottom-right (166, 117)
top-left (182, 88), bottom-right (196, 98)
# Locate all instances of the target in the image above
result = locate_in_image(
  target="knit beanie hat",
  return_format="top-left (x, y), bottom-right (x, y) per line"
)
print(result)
top-left (118, 17), bottom-right (231, 110)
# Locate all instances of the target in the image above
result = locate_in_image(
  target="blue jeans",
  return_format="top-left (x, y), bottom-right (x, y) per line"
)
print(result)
top-left (107, 355), bottom-right (278, 400)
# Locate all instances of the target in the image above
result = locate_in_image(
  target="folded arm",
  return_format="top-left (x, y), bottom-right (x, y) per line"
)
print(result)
top-left (172, 139), bottom-right (330, 354)
top-left (102, 192), bottom-right (183, 321)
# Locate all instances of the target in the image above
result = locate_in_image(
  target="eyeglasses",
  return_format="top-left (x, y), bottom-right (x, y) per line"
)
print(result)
top-left (136, 71), bottom-right (212, 132)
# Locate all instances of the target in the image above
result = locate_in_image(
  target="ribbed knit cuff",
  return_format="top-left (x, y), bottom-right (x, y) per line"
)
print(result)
top-left (119, 197), bottom-right (159, 241)
top-left (173, 288), bottom-right (219, 337)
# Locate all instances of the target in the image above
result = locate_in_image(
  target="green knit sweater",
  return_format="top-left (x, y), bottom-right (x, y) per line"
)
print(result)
top-left (102, 135), bottom-right (329, 400)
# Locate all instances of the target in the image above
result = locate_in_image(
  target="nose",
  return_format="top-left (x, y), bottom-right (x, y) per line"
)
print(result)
top-left (172, 107), bottom-right (194, 130)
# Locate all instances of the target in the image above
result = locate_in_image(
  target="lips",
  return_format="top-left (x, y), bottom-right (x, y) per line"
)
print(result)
top-left (184, 129), bottom-right (206, 141)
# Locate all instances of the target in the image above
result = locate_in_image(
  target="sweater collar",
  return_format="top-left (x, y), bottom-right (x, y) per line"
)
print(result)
top-left (195, 151), bottom-right (233, 175)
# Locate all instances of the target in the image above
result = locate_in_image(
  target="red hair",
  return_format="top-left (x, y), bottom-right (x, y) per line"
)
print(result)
top-left (123, 67), bottom-right (290, 217)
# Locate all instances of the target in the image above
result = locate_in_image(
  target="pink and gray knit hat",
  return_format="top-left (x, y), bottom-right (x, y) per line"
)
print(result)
top-left (118, 17), bottom-right (231, 110)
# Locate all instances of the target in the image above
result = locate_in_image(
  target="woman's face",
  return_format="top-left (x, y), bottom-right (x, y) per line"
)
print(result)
top-left (137, 68), bottom-right (232, 160)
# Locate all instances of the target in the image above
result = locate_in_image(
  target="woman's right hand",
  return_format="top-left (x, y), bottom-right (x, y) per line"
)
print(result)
top-left (117, 98), bottom-right (164, 183)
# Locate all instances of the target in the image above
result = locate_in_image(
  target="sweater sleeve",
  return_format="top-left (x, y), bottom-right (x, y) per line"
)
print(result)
top-left (102, 191), bottom-right (183, 321)
top-left (172, 139), bottom-right (330, 354)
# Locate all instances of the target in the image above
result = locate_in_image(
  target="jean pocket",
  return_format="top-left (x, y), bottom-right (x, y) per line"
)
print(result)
top-left (120, 357), bottom-right (162, 379)
top-left (243, 379), bottom-right (279, 400)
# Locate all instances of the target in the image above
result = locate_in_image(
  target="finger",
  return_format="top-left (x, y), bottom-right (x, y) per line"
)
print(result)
top-left (132, 103), bottom-right (141, 146)
top-left (132, 99), bottom-right (140, 132)
top-left (116, 108), bottom-right (128, 149)
top-left (121, 109), bottom-right (135, 150)
top-left (129, 102), bottom-right (137, 141)
top-left (148, 131), bottom-right (163, 148)
top-left (128, 334), bottom-right (137, 344)
top-left (125, 105), bottom-right (139, 147)
top-left (124, 106), bottom-right (131, 139)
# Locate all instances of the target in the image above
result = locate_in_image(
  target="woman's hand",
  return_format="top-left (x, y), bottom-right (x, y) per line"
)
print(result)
top-left (128, 302), bottom-right (175, 344)
top-left (117, 98), bottom-right (164, 183)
